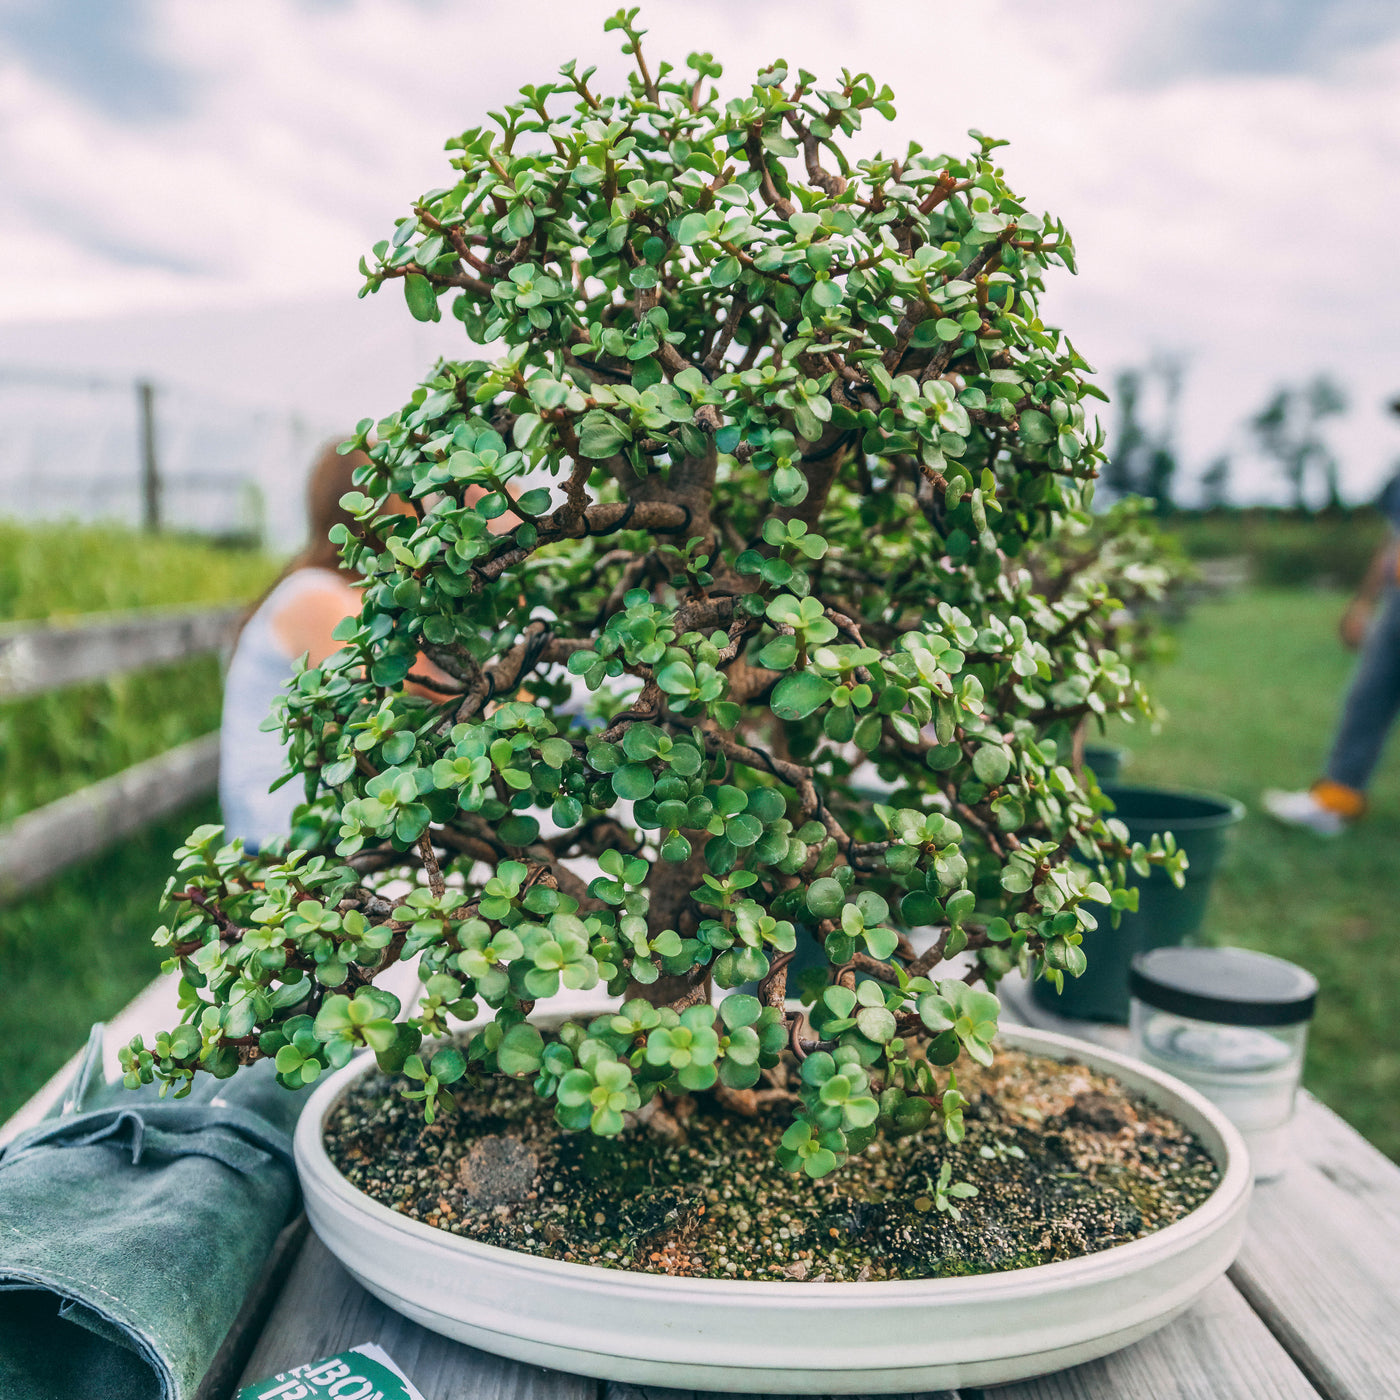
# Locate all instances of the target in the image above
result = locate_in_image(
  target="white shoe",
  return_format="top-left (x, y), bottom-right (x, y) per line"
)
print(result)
top-left (1261, 788), bottom-right (1346, 836)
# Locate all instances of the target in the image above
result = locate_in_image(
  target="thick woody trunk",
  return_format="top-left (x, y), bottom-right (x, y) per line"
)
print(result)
top-left (775, 427), bottom-right (852, 534)
top-left (633, 833), bottom-right (711, 1005)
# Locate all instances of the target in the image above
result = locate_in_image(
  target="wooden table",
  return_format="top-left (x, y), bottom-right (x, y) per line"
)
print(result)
top-left (227, 982), bottom-right (1400, 1400)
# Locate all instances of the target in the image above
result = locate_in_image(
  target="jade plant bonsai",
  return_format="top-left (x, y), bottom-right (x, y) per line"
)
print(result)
top-left (124, 10), bottom-right (1183, 1178)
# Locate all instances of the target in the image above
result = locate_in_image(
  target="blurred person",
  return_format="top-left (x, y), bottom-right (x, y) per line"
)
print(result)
top-left (1264, 402), bottom-right (1400, 835)
top-left (219, 440), bottom-right (511, 849)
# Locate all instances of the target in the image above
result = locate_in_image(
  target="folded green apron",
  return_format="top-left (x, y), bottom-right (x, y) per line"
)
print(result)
top-left (0, 1026), bottom-right (306, 1400)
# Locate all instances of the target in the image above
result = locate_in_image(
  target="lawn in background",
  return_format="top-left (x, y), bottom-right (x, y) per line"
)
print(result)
top-left (0, 520), bottom-right (274, 622)
top-left (0, 800), bottom-right (217, 1119)
top-left (0, 521), bottom-right (275, 821)
top-left (0, 522), bottom-right (275, 1121)
top-left (1104, 586), bottom-right (1400, 1159)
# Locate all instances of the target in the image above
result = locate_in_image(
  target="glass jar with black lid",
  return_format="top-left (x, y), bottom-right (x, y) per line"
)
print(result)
top-left (1129, 946), bottom-right (1318, 1181)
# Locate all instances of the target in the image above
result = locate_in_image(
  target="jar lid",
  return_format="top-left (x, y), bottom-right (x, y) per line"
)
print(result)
top-left (1129, 946), bottom-right (1318, 1027)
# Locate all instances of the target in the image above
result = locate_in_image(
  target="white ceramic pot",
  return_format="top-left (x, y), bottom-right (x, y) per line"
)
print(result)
top-left (294, 1024), bottom-right (1251, 1392)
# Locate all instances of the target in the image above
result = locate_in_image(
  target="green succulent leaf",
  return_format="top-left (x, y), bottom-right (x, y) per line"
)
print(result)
top-left (770, 673), bottom-right (833, 721)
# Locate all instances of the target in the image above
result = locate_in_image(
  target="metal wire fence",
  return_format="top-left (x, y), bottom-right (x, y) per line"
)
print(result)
top-left (0, 367), bottom-right (336, 551)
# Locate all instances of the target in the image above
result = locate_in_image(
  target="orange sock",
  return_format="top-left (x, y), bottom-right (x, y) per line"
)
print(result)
top-left (1310, 779), bottom-right (1367, 820)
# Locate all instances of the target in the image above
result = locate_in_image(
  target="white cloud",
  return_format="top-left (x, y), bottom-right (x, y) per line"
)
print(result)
top-left (0, 0), bottom-right (1397, 501)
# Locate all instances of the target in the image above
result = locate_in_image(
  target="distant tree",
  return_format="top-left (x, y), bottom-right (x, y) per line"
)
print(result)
top-left (1104, 358), bottom-right (1181, 515)
top-left (1198, 455), bottom-right (1232, 510)
top-left (1145, 440), bottom-right (1178, 512)
top-left (1251, 375), bottom-right (1347, 512)
top-left (1103, 370), bottom-right (1146, 501)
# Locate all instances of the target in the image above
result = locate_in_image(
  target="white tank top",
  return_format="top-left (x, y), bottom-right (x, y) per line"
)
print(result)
top-left (218, 568), bottom-right (348, 850)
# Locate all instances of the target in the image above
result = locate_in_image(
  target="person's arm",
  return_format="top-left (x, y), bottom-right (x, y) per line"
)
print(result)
top-left (271, 496), bottom-right (519, 690)
top-left (269, 577), bottom-right (361, 668)
top-left (270, 576), bottom-right (458, 698)
top-left (1340, 537), bottom-right (1398, 648)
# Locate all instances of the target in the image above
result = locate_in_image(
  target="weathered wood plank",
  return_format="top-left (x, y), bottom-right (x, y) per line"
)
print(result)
top-left (0, 732), bottom-right (219, 899)
top-left (962, 1277), bottom-right (1320, 1399)
top-left (1228, 1099), bottom-right (1400, 1400)
top-left (234, 1232), bottom-right (597, 1400)
top-left (195, 1216), bottom-right (309, 1400)
top-left (0, 603), bottom-right (240, 698)
top-left (1290, 1092), bottom-right (1400, 1233)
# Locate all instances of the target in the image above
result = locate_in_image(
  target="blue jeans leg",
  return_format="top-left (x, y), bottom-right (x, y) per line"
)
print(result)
top-left (1325, 586), bottom-right (1400, 791)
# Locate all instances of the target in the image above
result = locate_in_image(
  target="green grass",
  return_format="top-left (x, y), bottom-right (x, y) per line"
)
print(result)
top-left (0, 799), bottom-right (217, 1121)
top-left (0, 522), bottom-right (277, 1120)
top-left (1105, 587), bottom-right (1400, 1158)
top-left (0, 521), bottom-right (276, 820)
top-left (0, 519), bottom-right (274, 623)
top-left (0, 659), bottom-right (227, 822)
top-left (1167, 508), bottom-right (1388, 590)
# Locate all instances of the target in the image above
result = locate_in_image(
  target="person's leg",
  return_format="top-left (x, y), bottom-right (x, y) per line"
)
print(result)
top-left (1265, 583), bottom-right (1400, 833)
top-left (1324, 584), bottom-right (1400, 793)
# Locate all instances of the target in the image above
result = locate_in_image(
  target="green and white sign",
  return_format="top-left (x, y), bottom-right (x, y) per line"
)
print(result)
top-left (236, 1342), bottom-right (425, 1400)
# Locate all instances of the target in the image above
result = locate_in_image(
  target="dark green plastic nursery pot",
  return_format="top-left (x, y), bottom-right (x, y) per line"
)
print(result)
top-left (1083, 744), bottom-right (1129, 783)
top-left (1032, 784), bottom-right (1245, 1024)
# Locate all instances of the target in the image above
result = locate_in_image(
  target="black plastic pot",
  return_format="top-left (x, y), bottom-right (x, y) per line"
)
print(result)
top-left (1032, 784), bottom-right (1245, 1024)
top-left (1083, 744), bottom-right (1129, 783)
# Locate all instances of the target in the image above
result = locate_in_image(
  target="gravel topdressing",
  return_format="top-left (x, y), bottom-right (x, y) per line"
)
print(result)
top-left (323, 1046), bottom-right (1221, 1283)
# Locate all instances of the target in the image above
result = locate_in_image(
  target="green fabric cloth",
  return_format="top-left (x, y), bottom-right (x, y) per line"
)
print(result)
top-left (0, 1026), bottom-right (306, 1400)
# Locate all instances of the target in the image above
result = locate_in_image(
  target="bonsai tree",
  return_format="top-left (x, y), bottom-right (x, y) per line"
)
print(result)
top-left (124, 10), bottom-right (1183, 1177)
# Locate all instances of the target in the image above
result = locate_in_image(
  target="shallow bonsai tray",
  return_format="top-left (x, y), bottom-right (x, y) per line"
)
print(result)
top-left (294, 1023), bottom-right (1251, 1393)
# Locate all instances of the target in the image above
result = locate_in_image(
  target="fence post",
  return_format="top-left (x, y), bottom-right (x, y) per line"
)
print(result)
top-left (138, 378), bottom-right (161, 533)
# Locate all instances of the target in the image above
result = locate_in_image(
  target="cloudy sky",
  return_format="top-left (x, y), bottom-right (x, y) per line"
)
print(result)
top-left (1, 0), bottom-right (1398, 505)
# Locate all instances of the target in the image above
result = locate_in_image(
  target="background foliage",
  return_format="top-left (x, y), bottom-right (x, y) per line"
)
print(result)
top-left (1172, 508), bottom-right (1388, 592)
top-left (0, 523), bottom-right (270, 1118)
top-left (0, 522), bottom-right (272, 821)
top-left (0, 801), bottom-right (221, 1117)
top-left (0, 520), bottom-right (271, 622)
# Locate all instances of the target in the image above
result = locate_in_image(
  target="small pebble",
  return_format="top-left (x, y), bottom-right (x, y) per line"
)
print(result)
top-left (457, 1134), bottom-right (538, 1207)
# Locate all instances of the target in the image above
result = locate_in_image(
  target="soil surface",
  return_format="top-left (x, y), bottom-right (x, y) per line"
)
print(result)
top-left (323, 1047), bottom-right (1220, 1282)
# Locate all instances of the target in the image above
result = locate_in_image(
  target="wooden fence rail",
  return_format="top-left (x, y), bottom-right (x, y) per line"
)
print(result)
top-left (0, 603), bottom-right (242, 700)
top-left (0, 602), bottom-right (242, 898)
top-left (0, 735), bottom-right (221, 900)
